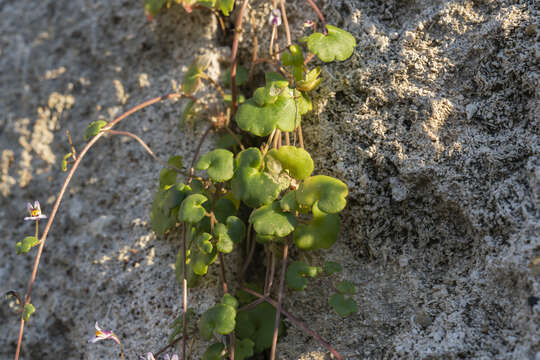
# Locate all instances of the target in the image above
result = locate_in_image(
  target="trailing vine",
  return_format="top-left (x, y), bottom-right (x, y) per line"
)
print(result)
top-left (10, 1), bottom-right (357, 359)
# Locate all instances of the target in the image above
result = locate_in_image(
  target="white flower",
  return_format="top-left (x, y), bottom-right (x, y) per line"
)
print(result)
top-left (269, 9), bottom-right (281, 26)
top-left (24, 201), bottom-right (47, 221)
top-left (88, 322), bottom-right (121, 345)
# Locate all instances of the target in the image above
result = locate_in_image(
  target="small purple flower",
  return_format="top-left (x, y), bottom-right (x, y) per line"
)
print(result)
top-left (24, 201), bottom-right (47, 221)
top-left (268, 9), bottom-right (281, 26)
top-left (303, 20), bottom-right (314, 28)
top-left (89, 322), bottom-right (121, 345)
top-left (143, 353), bottom-right (178, 360)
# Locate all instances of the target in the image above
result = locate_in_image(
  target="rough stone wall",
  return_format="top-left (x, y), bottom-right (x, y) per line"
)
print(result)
top-left (1, 0), bottom-right (538, 359)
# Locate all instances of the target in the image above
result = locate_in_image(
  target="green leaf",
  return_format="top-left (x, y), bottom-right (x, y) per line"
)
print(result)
top-left (324, 261), bottom-right (342, 275)
top-left (183, 56), bottom-right (211, 94)
top-left (222, 66), bottom-right (249, 87)
top-left (286, 261), bottom-right (322, 291)
top-left (179, 194), bottom-right (208, 223)
top-left (218, 0), bottom-right (234, 15)
top-left (307, 25), bottom-right (356, 62)
top-left (16, 236), bottom-right (40, 255)
top-left (296, 175), bottom-right (348, 214)
top-left (293, 202), bottom-right (340, 250)
top-left (266, 146), bottom-right (314, 180)
top-left (213, 198), bottom-right (237, 223)
top-left (329, 293), bottom-right (357, 317)
top-left (279, 191), bottom-right (298, 212)
top-left (296, 67), bottom-right (322, 92)
top-left (336, 280), bottom-right (356, 295)
top-left (296, 90), bottom-right (312, 115)
top-left (282, 45), bottom-right (304, 67)
top-left (215, 216), bottom-right (246, 253)
top-left (84, 120), bottom-right (108, 141)
top-left (61, 153), bottom-right (72, 172)
top-left (216, 133), bottom-right (243, 150)
top-left (159, 155), bottom-right (183, 189)
top-left (196, 232), bottom-right (213, 254)
top-left (169, 308), bottom-right (197, 343)
top-left (235, 338), bottom-right (255, 360)
top-left (235, 73), bottom-right (300, 137)
top-left (199, 303), bottom-right (237, 340)
top-left (23, 303), bottom-right (35, 322)
top-left (203, 343), bottom-right (226, 360)
top-left (221, 293), bottom-right (239, 309)
top-left (231, 148), bottom-right (280, 208)
top-left (151, 183), bottom-right (190, 235)
top-left (250, 202), bottom-right (296, 238)
top-left (195, 149), bottom-right (234, 182)
top-left (235, 303), bottom-right (283, 353)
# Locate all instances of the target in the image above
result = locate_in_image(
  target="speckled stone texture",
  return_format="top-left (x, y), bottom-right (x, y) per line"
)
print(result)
top-left (1, 0), bottom-right (538, 359)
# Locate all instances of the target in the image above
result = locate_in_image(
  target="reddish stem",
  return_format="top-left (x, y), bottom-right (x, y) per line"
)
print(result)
top-left (306, 0), bottom-right (327, 34)
top-left (230, 0), bottom-right (250, 116)
top-left (270, 242), bottom-right (288, 360)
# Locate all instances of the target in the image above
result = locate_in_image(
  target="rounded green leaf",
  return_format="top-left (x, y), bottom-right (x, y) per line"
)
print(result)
top-left (218, 0), bottom-right (234, 15)
top-left (222, 65), bottom-right (248, 87)
top-left (236, 95), bottom-right (298, 137)
top-left (179, 194), bottom-right (208, 223)
top-left (250, 202), bottom-right (296, 238)
top-left (307, 25), bottom-right (356, 62)
top-left (213, 198), bottom-right (237, 223)
top-left (329, 293), bottom-right (358, 317)
top-left (199, 303), bottom-right (237, 340)
top-left (151, 183), bottom-right (190, 235)
top-left (296, 175), bottom-right (348, 214)
top-left (293, 202), bottom-right (340, 250)
top-left (296, 66), bottom-right (322, 92)
top-left (231, 148), bottom-right (280, 208)
top-left (215, 216), bottom-right (246, 253)
top-left (159, 155), bottom-right (183, 188)
top-left (286, 261), bottom-right (322, 291)
top-left (279, 191), bottom-right (298, 212)
top-left (297, 90), bottom-right (313, 115)
top-left (266, 146), bottom-right (314, 180)
top-left (221, 293), bottom-right (239, 309)
top-left (84, 120), bottom-right (108, 141)
top-left (196, 149), bottom-right (234, 182)
top-left (324, 261), bottom-right (342, 275)
top-left (216, 133), bottom-right (243, 150)
top-left (23, 303), bottom-right (35, 322)
top-left (282, 45), bottom-right (304, 67)
top-left (336, 280), bottom-right (356, 295)
top-left (196, 232), bottom-right (213, 254)
top-left (235, 338), bottom-right (255, 360)
top-left (235, 303), bottom-right (283, 354)
top-left (191, 246), bottom-right (218, 276)
top-left (203, 343), bottom-right (226, 360)
top-left (16, 236), bottom-right (40, 255)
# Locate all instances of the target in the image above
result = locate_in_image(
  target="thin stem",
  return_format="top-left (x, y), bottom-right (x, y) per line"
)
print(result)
top-left (200, 73), bottom-right (226, 99)
top-left (248, 11), bottom-right (259, 81)
top-left (105, 130), bottom-right (187, 176)
top-left (188, 125), bottom-right (214, 184)
top-left (154, 331), bottom-right (195, 357)
top-left (119, 342), bottom-right (125, 360)
top-left (66, 130), bottom-right (78, 160)
top-left (273, 129), bottom-right (280, 149)
top-left (270, 242), bottom-right (288, 360)
top-left (279, 0), bottom-right (292, 46)
top-left (266, 252), bottom-right (276, 296)
top-left (297, 124), bottom-right (304, 148)
top-left (225, 126), bottom-right (245, 150)
top-left (238, 296), bottom-right (267, 312)
top-left (230, 0), bottom-right (250, 116)
top-left (262, 128), bottom-right (277, 155)
top-left (306, 0), bottom-right (326, 34)
top-left (238, 286), bottom-right (343, 360)
top-left (181, 225), bottom-right (188, 360)
top-left (269, 25), bottom-right (277, 57)
top-left (240, 224), bottom-right (255, 281)
top-left (13, 93), bottom-right (183, 360)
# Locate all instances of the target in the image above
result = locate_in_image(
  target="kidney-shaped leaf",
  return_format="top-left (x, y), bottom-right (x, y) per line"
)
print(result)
top-left (196, 232), bottom-right (213, 254)
top-left (196, 149), bottom-right (234, 182)
top-left (329, 293), bottom-right (358, 317)
top-left (296, 175), bottom-right (348, 214)
top-left (179, 194), bottom-right (208, 223)
top-left (151, 183), bottom-right (190, 235)
top-left (286, 261), bottom-right (322, 291)
top-left (250, 202), bottom-right (296, 238)
top-left (266, 146), bottom-right (314, 180)
top-left (235, 302), bottom-right (283, 354)
top-left (16, 236), bottom-right (40, 255)
top-left (293, 202), bottom-right (340, 250)
top-left (84, 120), bottom-right (108, 141)
top-left (307, 25), bottom-right (356, 63)
top-left (215, 216), bottom-right (246, 253)
top-left (324, 261), bottom-right (343, 275)
top-left (279, 191), bottom-right (298, 212)
top-left (231, 148), bottom-right (280, 208)
top-left (202, 343), bottom-right (226, 360)
top-left (235, 338), bottom-right (255, 360)
top-left (199, 303), bottom-right (237, 340)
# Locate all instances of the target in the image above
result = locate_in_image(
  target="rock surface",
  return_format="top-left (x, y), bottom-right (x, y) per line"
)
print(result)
top-left (1, 0), bottom-right (538, 359)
